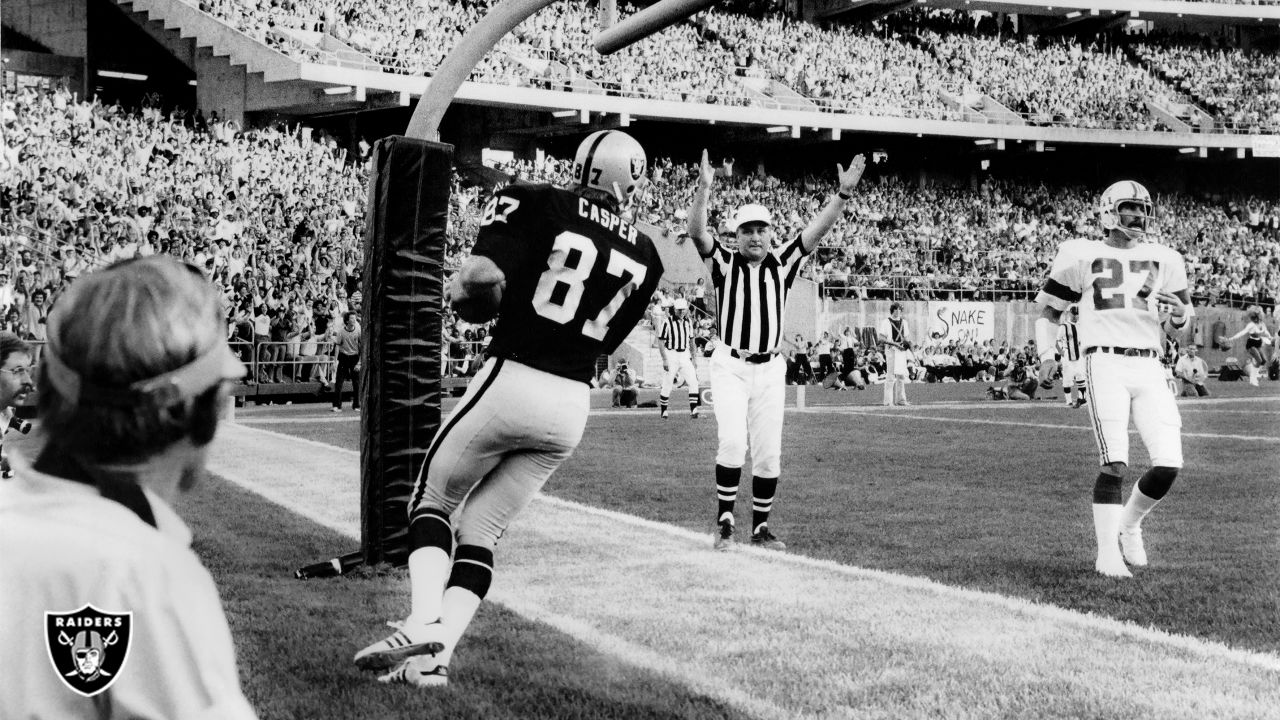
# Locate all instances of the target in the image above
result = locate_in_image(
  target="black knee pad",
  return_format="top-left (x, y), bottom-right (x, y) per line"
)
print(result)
top-left (409, 507), bottom-right (454, 554)
top-left (1137, 466), bottom-right (1178, 501)
top-left (1092, 472), bottom-right (1123, 505)
top-left (447, 545), bottom-right (494, 599)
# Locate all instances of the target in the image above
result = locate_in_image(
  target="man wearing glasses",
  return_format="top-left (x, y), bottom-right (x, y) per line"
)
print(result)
top-left (0, 333), bottom-right (34, 480)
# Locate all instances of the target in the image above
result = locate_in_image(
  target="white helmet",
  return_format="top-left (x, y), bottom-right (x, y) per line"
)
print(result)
top-left (1098, 180), bottom-right (1153, 241)
top-left (573, 130), bottom-right (646, 204)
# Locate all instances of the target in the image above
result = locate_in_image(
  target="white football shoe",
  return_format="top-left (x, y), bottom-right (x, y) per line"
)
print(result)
top-left (1095, 554), bottom-right (1132, 579)
top-left (1119, 527), bottom-right (1148, 567)
top-left (378, 656), bottom-right (449, 688)
top-left (354, 620), bottom-right (446, 672)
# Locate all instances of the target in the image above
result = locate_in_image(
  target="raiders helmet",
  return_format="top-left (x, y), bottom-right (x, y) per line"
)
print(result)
top-left (1098, 180), bottom-right (1153, 241)
top-left (573, 130), bottom-right (646, 204)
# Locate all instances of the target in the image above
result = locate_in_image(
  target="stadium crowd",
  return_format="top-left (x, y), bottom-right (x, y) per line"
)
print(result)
top-left (3, 85), bottom-right (1276, 384)
top-left (0, 84), bottom-right (369, 385)
top-left (1131, 36), bottom-right (1280, 134)
top-left (181, 0), bottom-right (1278, 132)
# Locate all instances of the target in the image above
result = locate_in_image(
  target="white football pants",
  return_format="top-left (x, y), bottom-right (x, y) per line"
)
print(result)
top-left (709, 344), bottom-right (785, 477)
top-left (1084, 352), bottom-right (1182, 468)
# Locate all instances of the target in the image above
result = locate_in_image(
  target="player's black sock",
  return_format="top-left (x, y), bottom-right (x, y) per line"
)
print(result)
top-left (689, 394), bottom-right (700, 412)
top-left (409, 507), bottom-right (454, 554)
top-left (715, 464), bottom-right (740, 525)
top-left (659, 394), bottom-right (669, 413)
top-left (752, 475), bottom-right (778, 534)
top-left (1092, 472), bottom-right (1123, 505)
top-left (1136, 466), bottom-right (1178, 501)
top-left (446, 545), bottom-right (494, 600)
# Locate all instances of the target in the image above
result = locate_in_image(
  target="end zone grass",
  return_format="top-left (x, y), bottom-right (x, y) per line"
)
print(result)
top-left (216, 380), bottom-right (1277, 718)
top-left (180, 478), bottom-right (755, 720)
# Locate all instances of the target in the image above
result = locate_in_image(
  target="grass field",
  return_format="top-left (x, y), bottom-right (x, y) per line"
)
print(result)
top-left (195, 379), bottom-right (1279, 719)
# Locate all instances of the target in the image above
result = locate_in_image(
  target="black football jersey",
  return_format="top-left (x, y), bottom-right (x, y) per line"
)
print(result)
top-left (470, 183), bottom-right (664, 383)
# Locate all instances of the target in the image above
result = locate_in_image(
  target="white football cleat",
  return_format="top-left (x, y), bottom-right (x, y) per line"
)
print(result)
top-left (354, 620), bottom-right (446, 672)
top-left (1095, 555), bottom-right (1132, 578)
top-left (1119, 527), bottom-right (1148, 567)
top-left (378, 657), bottom-right (449, 688)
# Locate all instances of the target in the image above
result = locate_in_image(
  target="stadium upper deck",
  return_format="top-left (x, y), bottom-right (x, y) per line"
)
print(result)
top-left (145, 0), bottom-right (1280, 142)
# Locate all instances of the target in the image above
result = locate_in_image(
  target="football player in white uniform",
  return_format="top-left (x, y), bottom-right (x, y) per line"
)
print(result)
top-left (1035, 181), bottom-right (1192, 578)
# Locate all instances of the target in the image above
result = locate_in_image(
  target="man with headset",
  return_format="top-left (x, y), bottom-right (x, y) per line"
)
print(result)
top-left (0, 257), bottom-right (257, 719)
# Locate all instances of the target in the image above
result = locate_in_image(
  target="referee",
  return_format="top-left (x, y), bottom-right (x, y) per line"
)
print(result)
top-left (688, 150), bottom-right (866, 551)
top-left (657, 298), bottom-right (701, 419)
top-left (1057, 304), bottom-right (1086, 407)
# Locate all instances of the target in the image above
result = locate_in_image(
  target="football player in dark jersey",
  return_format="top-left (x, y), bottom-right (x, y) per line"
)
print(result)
top-left (354, 130), bottom-right (663, 687)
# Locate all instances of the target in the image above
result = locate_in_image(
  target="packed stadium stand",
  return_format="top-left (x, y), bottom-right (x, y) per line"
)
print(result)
top-left (1, 0), bottom-right (1277, 390)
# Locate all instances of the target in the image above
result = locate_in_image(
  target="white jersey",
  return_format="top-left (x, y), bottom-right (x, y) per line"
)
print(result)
top-left (1036, 238), bottom-right (1190, 352)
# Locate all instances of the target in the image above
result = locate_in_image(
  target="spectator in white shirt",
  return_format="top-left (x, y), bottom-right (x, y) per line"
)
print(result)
top-left (1175, 345), bottom-right (1210, 397)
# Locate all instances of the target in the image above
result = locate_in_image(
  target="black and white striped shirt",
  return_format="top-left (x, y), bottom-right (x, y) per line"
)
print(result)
top-left (660, 315), bottom-right (695, 352)
top-left (703, 234), bottom-right (810, 354)
top-left (1057, 320), bottom-right (1081, 362)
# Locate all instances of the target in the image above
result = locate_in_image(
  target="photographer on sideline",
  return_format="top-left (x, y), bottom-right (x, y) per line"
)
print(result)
top-left (0, 333), bottom-right (35, 479)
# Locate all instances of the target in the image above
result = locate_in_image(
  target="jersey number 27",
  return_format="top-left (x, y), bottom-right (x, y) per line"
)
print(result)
top-left (1091, 258), bottom-right (1159, 311)
top-left (532, 232), bottom-right (648, 340)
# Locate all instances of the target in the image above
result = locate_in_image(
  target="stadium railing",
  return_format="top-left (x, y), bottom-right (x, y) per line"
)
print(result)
top-left (819, 276), bottom-right (1041, 302)
top-left (250, 340), bottom-right (337, 386)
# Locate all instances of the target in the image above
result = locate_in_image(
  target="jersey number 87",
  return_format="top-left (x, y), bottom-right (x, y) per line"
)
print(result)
top-left (532, 231), bottom-right (648, 341)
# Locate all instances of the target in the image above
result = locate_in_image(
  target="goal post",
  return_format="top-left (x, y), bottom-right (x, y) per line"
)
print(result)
top-left (300, 0), bottom-right (722, 577)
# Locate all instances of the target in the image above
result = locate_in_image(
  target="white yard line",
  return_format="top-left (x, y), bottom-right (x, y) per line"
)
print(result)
top-left (207, 422), bottom-right (1280, 720)
top-left (800, 409), bottom-right (1280, 442)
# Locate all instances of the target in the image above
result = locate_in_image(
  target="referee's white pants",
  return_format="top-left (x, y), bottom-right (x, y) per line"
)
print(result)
top-left (709, 345), bottom-right (785, 478)
top-left (1084, 352), bottom-right (1182, 469)
top-left (660, 351), bottom-right (700, 398)
top-left (407, 357), bottom-right (588, 549)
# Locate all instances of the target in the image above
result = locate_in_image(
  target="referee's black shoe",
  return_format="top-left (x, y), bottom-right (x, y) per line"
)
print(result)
top-left (713, 521), bottom-right (735, 551)
top-left (750, 527), bottom-right (786, 551)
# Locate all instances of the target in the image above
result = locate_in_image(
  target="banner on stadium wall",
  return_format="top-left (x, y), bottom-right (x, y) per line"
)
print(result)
top-left (927, 301), bottom-right (995, 345)
top-left (1251, 136), bottom-right (1280, 158)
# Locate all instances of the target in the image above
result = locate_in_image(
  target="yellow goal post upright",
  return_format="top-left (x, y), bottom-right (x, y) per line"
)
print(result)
top-left (298, 0), bottom-right (721, 578)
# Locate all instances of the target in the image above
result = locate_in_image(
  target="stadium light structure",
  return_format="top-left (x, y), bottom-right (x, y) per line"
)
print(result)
top-left (551, 109), bottom-right (578, 117)
top-left (323, 86), bottom-right (352, 95)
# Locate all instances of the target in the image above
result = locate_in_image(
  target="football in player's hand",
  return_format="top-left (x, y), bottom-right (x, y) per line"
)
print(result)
top-left (448, 267), bottom-right (505, 323)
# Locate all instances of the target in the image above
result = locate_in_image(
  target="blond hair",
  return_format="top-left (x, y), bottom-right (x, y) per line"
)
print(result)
top-left (40, 257), bottom-right (229, 461)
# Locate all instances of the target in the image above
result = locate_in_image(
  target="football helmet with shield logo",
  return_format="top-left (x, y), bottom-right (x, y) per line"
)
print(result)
top-left (573, 130), bottom-right (646, 205)
top-left (1098, 180), bottom-right (1154, 242)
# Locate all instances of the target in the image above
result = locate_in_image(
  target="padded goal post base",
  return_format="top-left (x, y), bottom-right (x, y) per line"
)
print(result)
top-left (297, 136), bottom-right (452, 578)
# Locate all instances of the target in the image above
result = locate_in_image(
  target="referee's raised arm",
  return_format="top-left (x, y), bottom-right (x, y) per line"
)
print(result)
top-left (687, 149), bottom-right (717, 258)
top-left (799, 155), bottom-right (867, 254)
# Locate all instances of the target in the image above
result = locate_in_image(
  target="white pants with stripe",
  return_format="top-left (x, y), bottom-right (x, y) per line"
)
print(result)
top-left (408, 357), bottom-right (588, 549)
top-left (1084, 352), bottom-right (1182, 468)
top-left (1062, 359), bottom-right (1084, 387)
top-left (709, 345), bottom-right (786, 477)
top-left (660, 349), bottom-right (701, 398)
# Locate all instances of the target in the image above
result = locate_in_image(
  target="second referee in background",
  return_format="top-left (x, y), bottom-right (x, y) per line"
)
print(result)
top-left (687, 150), bottom-right (866, 551)
top-left (657, 298), bottom-right (702, 420)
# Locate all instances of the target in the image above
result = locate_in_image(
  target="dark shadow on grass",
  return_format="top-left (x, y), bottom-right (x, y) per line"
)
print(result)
top-left (182, 475), bottom-right (757, 720)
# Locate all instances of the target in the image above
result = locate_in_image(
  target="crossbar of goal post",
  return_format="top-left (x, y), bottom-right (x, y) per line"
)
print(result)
top-left (297, 0), bottom-right (721, 578)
